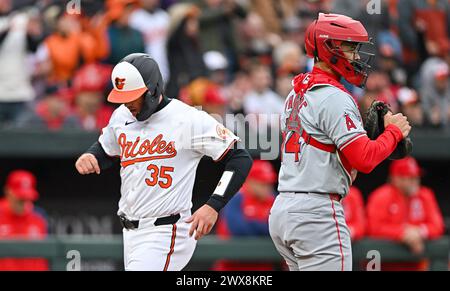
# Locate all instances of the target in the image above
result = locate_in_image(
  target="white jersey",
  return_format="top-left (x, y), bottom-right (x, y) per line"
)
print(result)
top-left (99, 99), bottom-right (238, 220)
top-left (129, 9), bottom-right (170, 82)
top-left (278, 84), bottom-right (366, 196)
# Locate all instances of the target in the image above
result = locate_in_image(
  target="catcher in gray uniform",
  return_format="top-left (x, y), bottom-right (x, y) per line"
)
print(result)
top-left (269, 13), bottom-right (412, 271)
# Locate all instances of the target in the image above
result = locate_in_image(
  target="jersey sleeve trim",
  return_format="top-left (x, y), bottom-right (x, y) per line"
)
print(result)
top-left (98, 138), bottom-right (117, 157)
top-left (339, 133), bottom-right (366, 151)
top-left (213, 139), bottom-right (239, 162)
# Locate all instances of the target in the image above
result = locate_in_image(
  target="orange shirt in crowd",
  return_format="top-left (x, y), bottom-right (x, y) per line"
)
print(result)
top-left (0, 199), bottom-right (49, 271)
top-left (45, 33), bottom-right (83, 83)
top-left (45, 15), bottom-right (109, 83)
top-left (342, 186), bottom-right (366, 241)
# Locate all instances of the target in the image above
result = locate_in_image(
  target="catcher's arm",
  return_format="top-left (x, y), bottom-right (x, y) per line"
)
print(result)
top-left (364, 101), bottom-right (413, 160)
top-left (384, 111), bottom-right (412, 138)
top-left (341, 112), bottom-right (411, 174)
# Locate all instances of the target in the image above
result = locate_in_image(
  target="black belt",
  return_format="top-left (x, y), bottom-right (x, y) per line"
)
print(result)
top-left (119, 213), bottom-right (181, 230)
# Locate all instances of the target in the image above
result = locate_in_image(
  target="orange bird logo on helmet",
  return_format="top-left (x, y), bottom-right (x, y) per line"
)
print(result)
top-left (115, 78), bottom-right (126, 90)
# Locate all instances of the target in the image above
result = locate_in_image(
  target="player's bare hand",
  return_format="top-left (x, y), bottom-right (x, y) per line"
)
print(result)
top-left (75, 153), bottom-right (101, 175)
top-left (186, 205), bottom-right (218, 241)
top-left (384, 112), bottom-right (411, 138)
top-left (402, 225), bottom-right (424, 255)
top-left (351, 169), bottom-right (358, 183)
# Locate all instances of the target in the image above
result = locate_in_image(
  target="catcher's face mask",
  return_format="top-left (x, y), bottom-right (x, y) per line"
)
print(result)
top-left (326, 39), bottom-right (375, 88)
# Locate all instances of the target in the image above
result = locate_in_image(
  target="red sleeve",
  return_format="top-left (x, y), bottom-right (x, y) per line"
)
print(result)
top-left (366, 189), bottom-right (405, 241)
top-left (345, 187), bottom-right (366, 241)
top-left (420, 189), bottom-right (445, 239)
top-left (341, 125), bottom-right (403, 174)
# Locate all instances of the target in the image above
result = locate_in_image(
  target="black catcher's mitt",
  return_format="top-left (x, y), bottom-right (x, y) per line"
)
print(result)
top-left (364, 101), bottom-right (413, 160)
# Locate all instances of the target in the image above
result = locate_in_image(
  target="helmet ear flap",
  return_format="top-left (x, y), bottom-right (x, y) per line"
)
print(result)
top-left (136, 90), bottom-right (160, 121)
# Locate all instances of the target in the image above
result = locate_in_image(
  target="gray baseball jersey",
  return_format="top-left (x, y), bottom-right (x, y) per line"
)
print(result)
top-left (278, 84), bottom-right (366, 196)
top-left (270, 82), bottom-right (364, 271)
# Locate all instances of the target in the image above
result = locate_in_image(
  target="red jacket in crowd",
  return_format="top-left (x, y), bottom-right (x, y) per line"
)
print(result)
top-left (367, 184), bottom-right (444, 241)
top-left (342, 186), bottom-right (366, 241)
top-left (0, 199), bottom-right (49, 271)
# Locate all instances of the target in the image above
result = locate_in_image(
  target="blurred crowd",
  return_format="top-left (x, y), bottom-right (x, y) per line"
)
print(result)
top-left (0, 0), bottom-right (449, 132)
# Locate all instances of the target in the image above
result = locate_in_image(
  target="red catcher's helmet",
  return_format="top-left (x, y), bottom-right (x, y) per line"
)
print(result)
top-left (305, 13), bottom-right (374, 87)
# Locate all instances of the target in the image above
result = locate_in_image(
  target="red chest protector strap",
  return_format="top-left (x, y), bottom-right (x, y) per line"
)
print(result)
top-left (291, 68), bottom-right (354, 177)
top-left (292, 68), bottom-right (350, 154)
top-left (301, 130), bottom-right (336, 153)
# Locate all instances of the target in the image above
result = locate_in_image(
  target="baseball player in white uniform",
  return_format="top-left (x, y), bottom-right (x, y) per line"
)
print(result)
top-left (75, 53), bottom-right (253, 271)
top-left (269, 13), bottom-right (411, 271)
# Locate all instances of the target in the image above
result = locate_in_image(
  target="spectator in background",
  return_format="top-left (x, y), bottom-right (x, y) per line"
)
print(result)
top-left (330, 0), bottom-right (362, 20)
top-left (129, 0), bottom-right (171, 82)
top-left (358, 71), bottom-right (399, 123)
top-left (160, 0), bottom-right (176, 10)
top-left (15, 86), bottom-right (74, 130)
top-left (396, 87), bottom-right (423, 126)
top-left (333, 0), bottom-right (392, 48)
top-left (243, 63), bottom-right (284, 127)
top-left (0, 170), bottom-right (48, 271)
top-left (377, 42), bottom-right (406, 87)
top-left (78, 6), bottom-right (110, 64)
top-left (105, 0), bottom-right (145, 65)
top-left (249, 0), bottom-right (283, 34)
top-left (203, 50), bottom-right (230, 117)
top-left (214, 160), bottom-right (277, 271)
top-left (179, 77), bottom-right (228, 119)
top-left (64, 63), bottom-right (114, 131)
top-left (36, 9), bottom-right (81, 84)
top-left (0, 1), bottom-right (42, 127)
top-left (273, 41), bottom-right (305, 77)
top-left (36, 4), bottom-right (108, 85)
top-left (275, 74), bottom-right (294, 101)
top-left (225, 71), bottom-right (252, 114)
top-left (342, 186), bottom-right (366, 241)
top-left (273, 41), bottom-right (305, 99)
top-left (397, 0), bottom-right (450, 75)
top-left (249, 0), bottom-right (311, 36)
top-left (297, 0), bottom-right (332, 21)
top-left (196, 0), bottom-right (247, 74)
top-left (240, 12), bottom-right (281, 67)
top-left (166, 3), bottom-right (207, 98)
top-left (204, 50), bottom-right (229, 86)
top-left (419, 58), bottom-right (450, 127)
top-left (366, 157), bottom-right (445, 271)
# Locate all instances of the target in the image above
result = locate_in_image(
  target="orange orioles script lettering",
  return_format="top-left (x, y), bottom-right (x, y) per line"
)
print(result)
top-left (118, 133), bottom-right (177, 168)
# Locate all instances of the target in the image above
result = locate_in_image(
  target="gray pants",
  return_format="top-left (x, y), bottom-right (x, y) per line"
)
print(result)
top-left (269, 192), bottom-right (352, 271)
